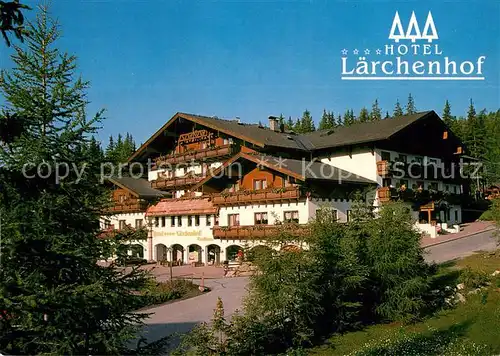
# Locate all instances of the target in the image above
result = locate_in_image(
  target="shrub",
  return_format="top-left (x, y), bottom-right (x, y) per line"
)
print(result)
top-left (459, 267), bottom-right (491, 290)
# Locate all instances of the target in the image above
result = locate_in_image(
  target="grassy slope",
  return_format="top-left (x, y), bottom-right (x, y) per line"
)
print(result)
top-left (310, 251), bottom-right (500, 355)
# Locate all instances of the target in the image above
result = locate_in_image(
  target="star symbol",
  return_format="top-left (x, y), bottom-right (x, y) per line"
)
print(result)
top-left (353, 49), bottom-right (359, 55)
top-left (256, 155), bottom-right (268, 170)
top-left (341, 48), bottom-right (348, 56)
top-left (376, 48), bottom-right (382, 55)
top-left (364, 49), bottom-right (370, 55)
top-left (273, 156), bottom-right (288, 169)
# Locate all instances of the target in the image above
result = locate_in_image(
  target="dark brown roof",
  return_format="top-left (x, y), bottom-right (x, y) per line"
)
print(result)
top-left (130, 111), bottom-right (439, 161)
top-left (303, 111), bottom-right (433, 150)
top-left (108, 177), bottom-right (166, 199)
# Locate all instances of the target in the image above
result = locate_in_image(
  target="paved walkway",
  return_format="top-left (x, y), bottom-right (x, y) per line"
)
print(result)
top-left (421, 221), bottom-right (495, 248)
top-left (141, 277), bottom-right (249, 343)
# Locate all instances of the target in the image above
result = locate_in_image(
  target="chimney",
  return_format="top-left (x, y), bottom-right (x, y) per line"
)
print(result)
top-left (268, 116), bottom-right (280, 132)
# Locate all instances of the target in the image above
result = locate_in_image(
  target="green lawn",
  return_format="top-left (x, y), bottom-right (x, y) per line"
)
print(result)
top-left (310, 251), bottom-right (500, 355)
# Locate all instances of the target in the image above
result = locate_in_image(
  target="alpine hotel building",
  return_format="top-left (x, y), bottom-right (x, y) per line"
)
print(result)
top-left (103, 111), bottom-right (467, 265)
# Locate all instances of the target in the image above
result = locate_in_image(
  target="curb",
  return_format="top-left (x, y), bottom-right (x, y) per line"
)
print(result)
top-left (422, 227), bottom-right (496, 248)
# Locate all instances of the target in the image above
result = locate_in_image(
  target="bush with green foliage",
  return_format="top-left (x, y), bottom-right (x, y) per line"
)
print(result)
top-left (176, 201), bottom-right (439, 355)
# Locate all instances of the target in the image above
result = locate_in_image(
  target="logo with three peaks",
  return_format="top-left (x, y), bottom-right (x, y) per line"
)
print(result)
top-left (341, 11), bottom-right (486, 81)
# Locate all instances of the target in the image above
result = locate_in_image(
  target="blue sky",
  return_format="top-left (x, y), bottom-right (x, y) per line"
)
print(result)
top-left (1, 0), bottom-right (499, 145)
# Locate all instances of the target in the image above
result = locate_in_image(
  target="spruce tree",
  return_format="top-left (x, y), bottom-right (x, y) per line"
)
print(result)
top-left (0, 7), bottom-right (156, 354)
top-left (359, 107), bottom-right (370, 123)
top-left (343, 109), bottom-right (355, 126)
top-left (370, 99), bottom-right (382, 121)
top-left (393, 100), bottom-right (404, 117)
top-left (442, 100), bottom-right (454, 128)
top-left (405, 93), bottom-right (417, 115)
top-left (285, 116), bottom-right (294, 131)
top-left (384, 111), bottom-right (390, 119)
top-left (299, 109), bottom-right (315, 133)
top-left (318, 109), bottom-right (335, 130)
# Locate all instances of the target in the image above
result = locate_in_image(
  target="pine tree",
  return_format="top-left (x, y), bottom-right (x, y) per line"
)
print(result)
top-left (343, 109), bottom-right (355, 127)
top-left (285, 116), bottom-right (294, 131)
top-left (336, 114), bottom-right (343, 126)
top-left (359, 108), bottom-right (370, 123)
top-left (442, 100), bottom-right (454, 128)
top-left (394, 100), bottom-right (404, 117)
top-left (384, 111), bottom-right (390, 119)
top-left (0, 7), bottom-right (156, 354)
top-left (370, 99), bottom-right (382, 121)
top-left (405, 93), bottom-right (417, 115)
top-left (319, 110), bottom-right (335, 130)
top-left (299, 109), bottom-right (315, 133)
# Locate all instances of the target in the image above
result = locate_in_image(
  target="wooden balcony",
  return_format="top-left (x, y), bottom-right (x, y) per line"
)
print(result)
top-left (377, 160), bottom-right (390, 176)
top-left (213, 224), bottom-right (309, 240)
top-left (212, 187), bottom-right (302, 206)
top-left (151, 175), bottom-right (204, 190)
top-left (154, 144), bottom-right (234, 166)
top-left (108, 201), bottom-right (149, 213)
top-left (377, 186), bottom-right (396, 203)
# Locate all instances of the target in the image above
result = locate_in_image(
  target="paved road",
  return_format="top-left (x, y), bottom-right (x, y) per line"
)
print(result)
top-left (424, 229), bottom-right (497, 264)
top-left (141, 277), bottom-right (249, 343)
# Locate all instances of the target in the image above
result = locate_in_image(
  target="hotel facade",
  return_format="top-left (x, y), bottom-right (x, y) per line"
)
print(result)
top-left (103, 111), bottom-right (467, 265)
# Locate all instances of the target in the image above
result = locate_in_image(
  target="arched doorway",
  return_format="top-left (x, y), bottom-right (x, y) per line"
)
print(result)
top-left (155, 243), bottom-right (167, 262)
top-left (172, 244), bottom-right (184, 265)
top-left (206, 244), bottom-right (221, 265)
top-left (188, 244), bottom-right (202, 264)
top-left (226, 245), bottom-right (243, 262)
top-left (129, 244), bottom-right (144, 259)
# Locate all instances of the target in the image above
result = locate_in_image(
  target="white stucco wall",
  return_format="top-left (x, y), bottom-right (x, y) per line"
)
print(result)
top-left (321, 148), bottom-right (378, 182)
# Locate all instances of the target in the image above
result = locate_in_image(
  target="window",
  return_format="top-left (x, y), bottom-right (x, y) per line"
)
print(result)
top-left (454, 210), bottom-right (459, 221)
top-left (254, 212), bottom-right (268, 225)
top-left (284, 211), bottom-right (299, 223)
top-left (416, 181), bottom-right (424, 190)
top-left (397, 154), bottom-right (407, 163)
top-left (381, 151), bottom-right (391, 161)
top-left (177, 216), bottom-right (182, 227)
top-left (346, 210), bottom-right (352, 222)
top-left (171, 216), bottom-right (176, 227)
top-left (317, 209), bottom-right (337, 221)
top-left (206, 215), bottom-right (212, 226)
top-left (453, 186), bottom-right (458, 194)
top-left (429, 182), bottom-right (438, 191)
top-left (382, 178), bottom-right (392, 187)
top-left (119, 220), bottom-right (126, 229)
top-left (104, 220), bottom-right (111, 229)
top-left (413, 156), bottom-right (423, 164)
top-left (135, 219), bottom-right (143, 229)
top-left (443, 131), bottom-right (448, 139)
top-left (253, 179), bottom-right (267, 190)
top-left (161, 216), bottom-right (165, 227)
top-left (215, 215), bottom-right (219, 226)
top-left (195, 215), bottom-right (200, 226)
top-left (154, 217), bottom-right (159, 227)
top-left (228, 214), bottom-right (240, 226)
top-left (445, 185), bottom-right (450, 192)
top-left (188, 215), bottom-right (193, 226)
top-left (119, 195), bottom-right (126, 203)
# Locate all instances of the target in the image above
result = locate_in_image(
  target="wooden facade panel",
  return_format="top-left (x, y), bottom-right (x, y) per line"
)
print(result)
top-left (239, 167), bottom-right (286, 190)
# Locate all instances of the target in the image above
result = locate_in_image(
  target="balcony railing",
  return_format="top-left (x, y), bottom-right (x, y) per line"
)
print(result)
top-left (212, 187), bottom-right (302, 206)
top-left (154, 144), bottom-right (234, 166)
top-left (151, 175), bottom-right (204, 190)
top-left (213, 224), bottom-right (309, 240)
top-left (377, 187), bottom-right (463, 206)
top-left (108, 201), bottom-right (149, 213)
